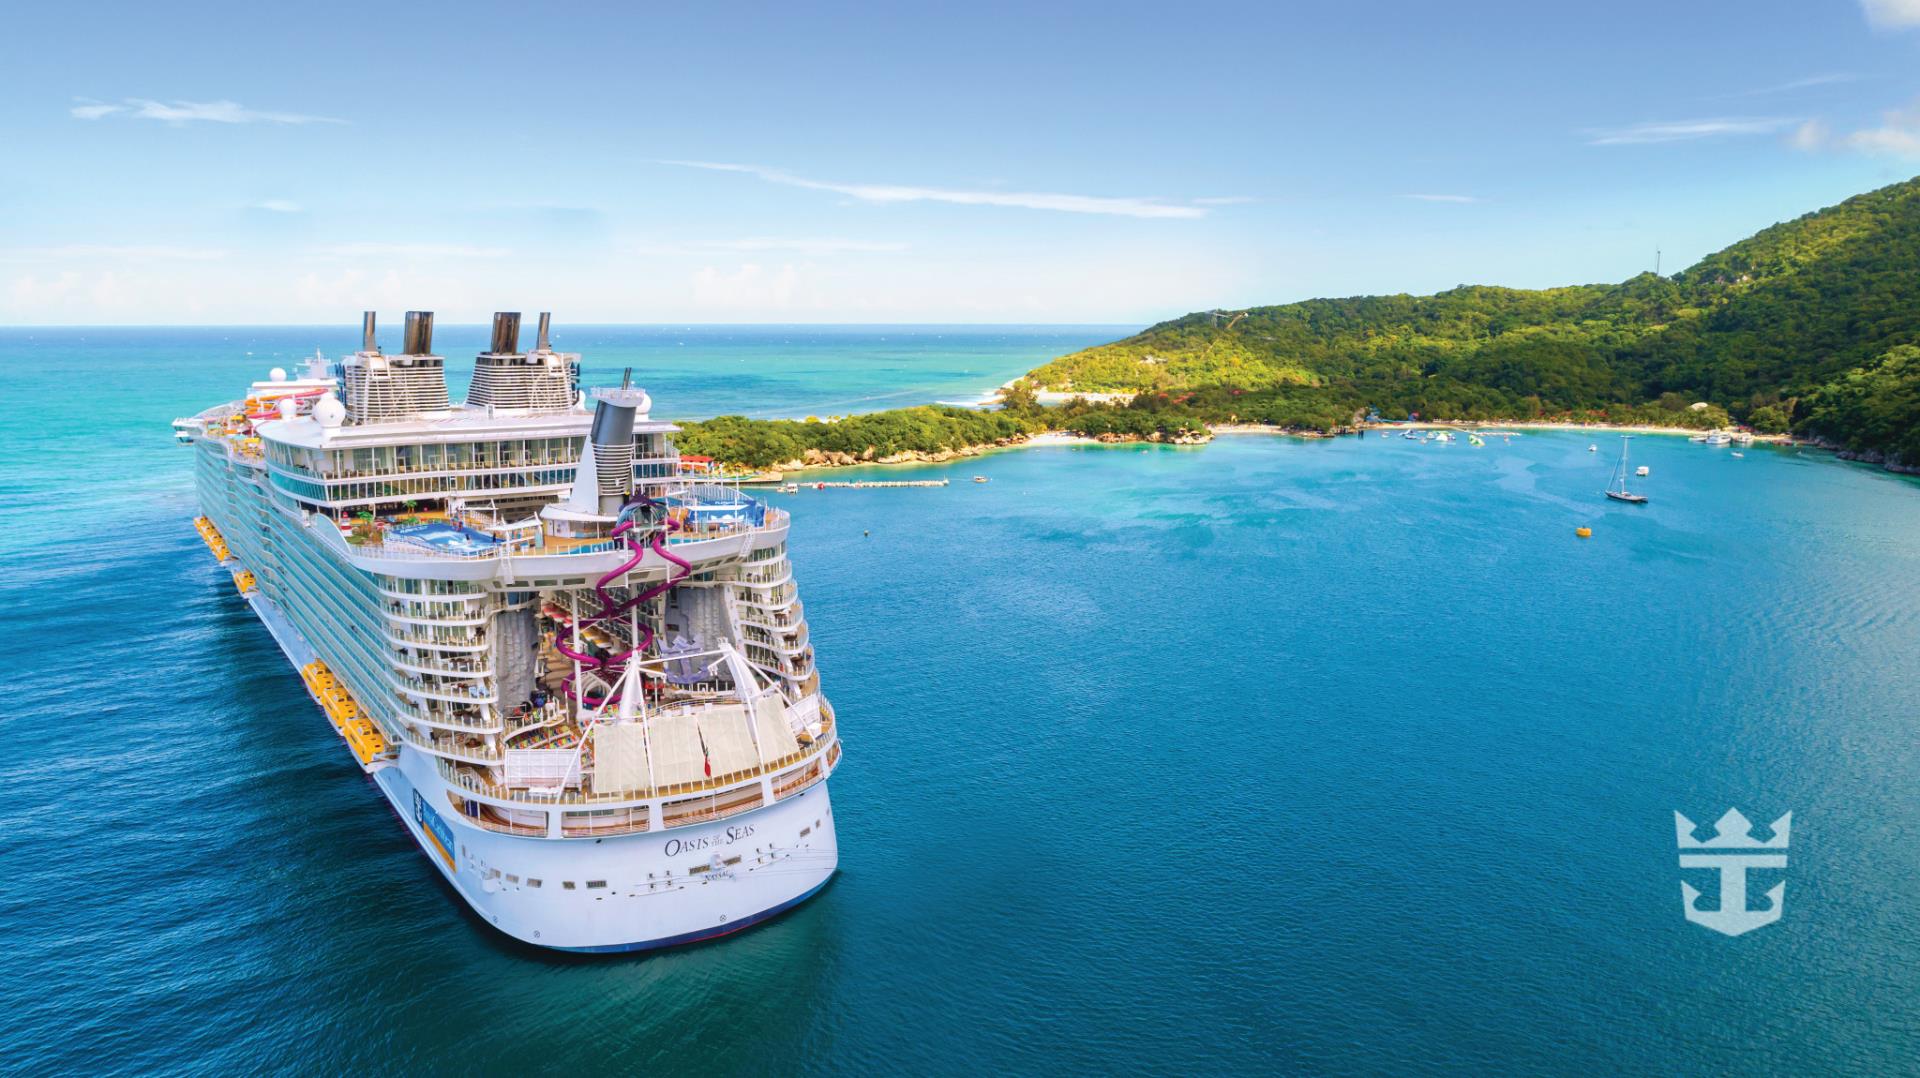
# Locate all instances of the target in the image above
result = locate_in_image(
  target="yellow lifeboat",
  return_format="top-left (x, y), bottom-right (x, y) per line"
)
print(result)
top-left (1576, 526), bottom-right (1593, 539)
top-left (194, 516), bottom-right (231, 562)
top-left (300, 660), bottom-right (388, 764)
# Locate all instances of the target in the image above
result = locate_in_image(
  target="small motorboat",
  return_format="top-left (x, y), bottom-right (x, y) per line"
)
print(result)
top-left (972, 475), bottom-right (990, 483)
top-left (1731, 451), bottom-right (1745, 459)
top-left (1635, 465), bottom-right (1649, 477)
top-left (1588, 443), bottom-right (1598, 452)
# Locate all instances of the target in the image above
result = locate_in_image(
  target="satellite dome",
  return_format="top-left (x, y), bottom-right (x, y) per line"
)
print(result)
top-left (277, 397), bottom-right (299, 420)
top-left (269, 367), bottom-right (288, 382)
top-left (313, 393), bottom-right (346, 428)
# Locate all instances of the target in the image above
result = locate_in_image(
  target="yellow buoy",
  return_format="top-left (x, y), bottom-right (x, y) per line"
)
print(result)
top-left (1576, 526), bottom-right (1592, 538)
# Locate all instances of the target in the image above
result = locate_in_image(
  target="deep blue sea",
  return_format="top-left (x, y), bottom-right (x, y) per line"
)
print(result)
top-left (2, 327), bottom-right (1919, 1075)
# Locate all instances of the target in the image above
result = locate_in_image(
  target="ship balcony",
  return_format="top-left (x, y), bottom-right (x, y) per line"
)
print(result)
top-left (382, 625), bottom-right (488, 652)
top-left (743, 623), bottom-right (810, 654)
top-left (299, 458), bottom-right (579, 480)
top-left (730, 565), bottom-right (794, 588)
top-left (736, 597), bottom-right (803, 628)
top-left (744, 644), bottom-right (815, 681)
top-left (392, 673), bottom-right (498, 706)
top-left (403, 727), bottom-right (504, 765)
top-left (733, 583), bottom-right (798, 609)
top-left (409, 706), bottom-right (505, 734)
top-left (391, 652), bottom-right (493, 678)
top-left (385, 601), bottom-right (489, 626)
top-left (377, 583), bottom-right (489, 604)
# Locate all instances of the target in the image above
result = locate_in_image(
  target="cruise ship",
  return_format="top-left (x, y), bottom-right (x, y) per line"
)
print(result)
top-left (175, 311), bottom-right (840, 952)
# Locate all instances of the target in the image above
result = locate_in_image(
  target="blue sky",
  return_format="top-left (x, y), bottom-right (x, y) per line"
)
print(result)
top-left (3, 0), bottom-right (1919, 324)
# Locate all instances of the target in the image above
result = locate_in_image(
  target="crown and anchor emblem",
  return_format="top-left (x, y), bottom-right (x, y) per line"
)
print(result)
top-left (1675, 808), bottom-right (1791, 937)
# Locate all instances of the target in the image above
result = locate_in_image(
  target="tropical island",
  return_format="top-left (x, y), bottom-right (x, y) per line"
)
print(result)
top-left (675, 175), bottom-right (1920, 475)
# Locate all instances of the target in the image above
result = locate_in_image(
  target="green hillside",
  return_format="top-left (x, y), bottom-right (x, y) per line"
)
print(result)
top-left (1027, 177), bottom-right (1920, 467)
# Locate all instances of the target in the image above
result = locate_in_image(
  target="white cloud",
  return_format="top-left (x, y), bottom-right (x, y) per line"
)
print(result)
top-left (662, 160), bottom-right (1213, 219)
top-left (0, 244), bottom-right (229, 262)
top-left (636, 237), bottom-right (907, 256)
top-left (1789, 119), bottom-right (1832, 151)
top-left (71, 98), bottom-right (345, 125)
top-left (1722, 73), bottom-right (1858, 99)
top-left (1792, 100), bottom-right (1920, 157)
top-left (1587, 117), bottom-right (1796, 145)
top-left (1403, 193), bottom-right (1484, 203)
top-left (1192, 196), bottom-right (1257, 206)
top-left (1861, 0), bottom-right (1920, 28)
top-left (251, 199), bottom-right (304, 213)
top-left (1842, 99), bottom-right (1920, 155)
top-left (690, 263), bottom-right (809, 310)
top-left (313, 243), bottom-right (510, 259)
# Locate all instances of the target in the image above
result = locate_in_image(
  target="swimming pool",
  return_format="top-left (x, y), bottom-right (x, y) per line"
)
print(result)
top-left (388, 521), bottom-right (501, 556)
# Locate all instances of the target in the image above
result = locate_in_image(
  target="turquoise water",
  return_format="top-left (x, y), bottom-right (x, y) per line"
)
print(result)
top-left (3, 330), bottom-right (1920, 1073)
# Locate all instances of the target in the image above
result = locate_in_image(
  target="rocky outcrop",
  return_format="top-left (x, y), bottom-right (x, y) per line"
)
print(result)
top-left (1089, 428), bottom-right (1212, 445)
top-left (1814, 439), bottom-right (1920, 476)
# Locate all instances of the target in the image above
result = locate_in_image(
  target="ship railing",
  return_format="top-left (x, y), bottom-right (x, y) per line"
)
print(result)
top-left (744, 647), bottom-right (814, 681)
top-left (392, 674), bottom-right (498, 707)
top-left (730, 566), bottom-right (794, 588)
top-left (735, 602), bottom-right (805, 631)
top-left (336, 536), bottom-right (506, 562)
top-left (402, 727), bottom-right (505, 764)
top-left (391, 653), bottom-right (493, 678)
top-left (433, 735), bottom-right (835, 808)
top-left (407, 697), bottom-right (502, 728)
top-left (733, 583), bottom-right (799, 608)
top-left (743, 623), bottom-right (810, 654)
top-left (298, 457), bottom-right (581, 481)
top-left (382, 625), bottom-right (486, 651)
top-left (445, 793), bottom-right (549, 837)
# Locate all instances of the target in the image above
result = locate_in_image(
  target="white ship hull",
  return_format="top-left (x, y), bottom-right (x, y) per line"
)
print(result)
top-left (380, 760), bottom-right (838, 952)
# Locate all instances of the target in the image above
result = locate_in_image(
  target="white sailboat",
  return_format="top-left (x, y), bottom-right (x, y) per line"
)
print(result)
top-left (1605, 436), bottom-right (1648, 504)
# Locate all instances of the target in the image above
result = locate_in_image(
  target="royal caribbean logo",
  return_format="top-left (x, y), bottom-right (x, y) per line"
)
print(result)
top-left (1675, 808), bottom-right (1791, 937)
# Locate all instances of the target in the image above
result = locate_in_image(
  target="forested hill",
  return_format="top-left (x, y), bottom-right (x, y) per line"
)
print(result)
top-left (1026, 176), bottom-right (1920, 467)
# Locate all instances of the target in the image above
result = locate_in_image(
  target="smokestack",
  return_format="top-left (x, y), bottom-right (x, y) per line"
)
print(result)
top-left (402, 311), bottom-right (435, 355)
top-left (361, 311), bottom-right (379, 353)
top-left (536, 312), bottom-right (553, 352)
top-left (489, 311), bottom-right (522, 355)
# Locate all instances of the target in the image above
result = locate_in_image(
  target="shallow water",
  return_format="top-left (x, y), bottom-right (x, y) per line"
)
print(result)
top-left (3, 331), bottom-right (1918, 1074)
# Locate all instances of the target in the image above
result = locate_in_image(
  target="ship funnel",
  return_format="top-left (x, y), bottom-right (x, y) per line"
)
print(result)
top-left (342, 309), bottom-right (450, 422)
top-left (561, 384), bottom-right (652, 516)
top-left (402, 310), bottom-right (435, 355)
top-left (536, 312), bottom-right (553, 352)
top-left (489, 311), bottom-right (522, 355)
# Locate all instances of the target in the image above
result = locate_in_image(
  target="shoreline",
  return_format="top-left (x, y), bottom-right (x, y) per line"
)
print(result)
top-left (729, 418), bottom-right (1835, 483)
top-left (1369, 419), bottom-right (1793, 442)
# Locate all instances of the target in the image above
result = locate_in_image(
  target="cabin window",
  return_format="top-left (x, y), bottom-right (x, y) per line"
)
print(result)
top-left (562, 880), bottom-right (576, 890)
top-left (586, 880), bottom-right (607, 889)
